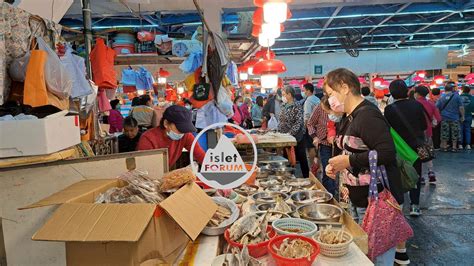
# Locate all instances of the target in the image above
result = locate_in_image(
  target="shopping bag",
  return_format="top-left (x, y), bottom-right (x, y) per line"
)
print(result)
top-left (216, 86), bottom-right (234, 118)
top-left (362, 151), bottom-right (414, 261)
top-left (23, 50), bottom-right (49, 107)
top-left (61, 47), bottom-right (93, 98)
top-left (390, 128), bottom-right (418, 165)
top-left (396, 155), bottom-right (418, 193)
top-left (267, 115), bottom-right (278, 130)
top-left (8, 51), bottom-right (30, 82)
top-left (37, 37), bottom-right (72, 99)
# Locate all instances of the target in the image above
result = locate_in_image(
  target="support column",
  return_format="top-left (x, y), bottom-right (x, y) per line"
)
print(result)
top-left (81, 0), bottom-right (93, 79)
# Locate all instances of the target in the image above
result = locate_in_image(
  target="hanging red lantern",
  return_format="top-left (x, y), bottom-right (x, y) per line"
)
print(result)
top-left (252, 7), bottom-right (264, 25)
top-left (358, 77), bottom-right (366, 84)
top-left (317, 78), bottom-right (325, 88)
top-left (416, 70), bottom-right (427, 79)
top-left (156, 68), bottom-right (170, 84)
top-left (251, 24), bottom-right (261, 38)
top-left (238, 64), bottom-right (249, 80)
top-left (253, 59), bottom-right (287, 88)
top-left (465, 73), bottom-right (474, 80)
top-left (433, 75), bottom-right (445, 85)
top-left (372, 76), bottom-right (385, 87)
top-left (255, 48), bottom-right (275, 60)
top-left (244, 58), bottom-right (259, 75)
top-left (467, 79), bottom-right (474, 85)
top-left (429, 81), bottom-right (437, 89)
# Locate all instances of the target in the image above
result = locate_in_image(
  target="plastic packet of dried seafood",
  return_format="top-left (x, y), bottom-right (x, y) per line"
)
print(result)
top-left (160, 164), bottom-right (196, 191)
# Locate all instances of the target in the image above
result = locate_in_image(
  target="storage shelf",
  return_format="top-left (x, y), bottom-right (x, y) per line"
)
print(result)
top-left (114, 53), bottom-right (184, 65)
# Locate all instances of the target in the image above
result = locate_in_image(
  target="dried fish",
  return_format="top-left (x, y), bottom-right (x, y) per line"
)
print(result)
top-left (207, 205), bottom-right (232, 227)
top-left (229, 212), bottom-right (270, 245)
top-left (274, 196), bottom-right (292, 214)
top-left (273, 238), bottom-right (314, 261)
top-left (318, 226), bottom-right (347, 244)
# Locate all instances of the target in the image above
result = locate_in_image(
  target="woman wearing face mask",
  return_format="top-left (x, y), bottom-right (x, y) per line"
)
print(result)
top-left (231, 96), bottom-right (244, 126)
top-left (137, 105), bottom-right (205, 168)
top-left (324, 68), bottom-right (404, 266)
top-left (279, 86), bottom-right (309, 178)
top-left (307, 96), bottom-right (341, 195)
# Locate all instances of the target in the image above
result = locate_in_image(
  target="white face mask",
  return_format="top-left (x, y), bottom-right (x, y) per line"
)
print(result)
top-left (328, 113), bottom-right (342, 122)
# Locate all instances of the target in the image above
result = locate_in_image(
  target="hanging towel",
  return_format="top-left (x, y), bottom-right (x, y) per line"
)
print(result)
top-left (121, 68), bottom-right (137, 86)
top-left (90, 38), bottom-right (117, 89)
top-left (135, 66), bottom-right (154, 90)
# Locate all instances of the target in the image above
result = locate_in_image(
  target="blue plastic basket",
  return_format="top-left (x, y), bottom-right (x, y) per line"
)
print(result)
top-left (272, 218), bottom-right (318, 237)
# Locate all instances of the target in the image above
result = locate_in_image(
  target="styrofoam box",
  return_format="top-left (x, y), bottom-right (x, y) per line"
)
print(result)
top-left (0, 116), bottom-right (80, 158)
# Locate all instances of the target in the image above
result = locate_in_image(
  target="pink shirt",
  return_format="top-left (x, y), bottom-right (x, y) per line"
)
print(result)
top-left (417, 97), bottom-right (441, 137)
top-left (108, 109), bottom-right (123, 133)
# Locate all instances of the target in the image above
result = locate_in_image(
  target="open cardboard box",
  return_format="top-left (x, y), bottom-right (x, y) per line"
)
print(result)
top-left (20, 152), bottom-right (217, 266)
top-left (309, 173), bottom-right (368, 254)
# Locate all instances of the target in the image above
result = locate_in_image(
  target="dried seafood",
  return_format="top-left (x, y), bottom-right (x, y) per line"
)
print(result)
top-left (273, 238), bottom-right (314, 260)
top-left (208, 205), bottom-right (232, 227)
top-left (274, 196), bottom-right (292, 213)
top-left (229, 212), bottom-right (270, 245)
top-left (221, 246), bottom-right (261, 266)
top-left (318, 226), bottom-right (347, 244)
top-left (160, 166), bottom-right (196, 191)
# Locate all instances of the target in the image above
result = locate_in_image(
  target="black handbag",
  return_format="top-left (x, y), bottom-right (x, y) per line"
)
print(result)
top-left (192, 78), bottom-right (211, 101)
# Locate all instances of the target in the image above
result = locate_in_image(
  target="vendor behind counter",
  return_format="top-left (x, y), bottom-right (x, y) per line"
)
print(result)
top-left (137, 105), bottom-right (205, 168)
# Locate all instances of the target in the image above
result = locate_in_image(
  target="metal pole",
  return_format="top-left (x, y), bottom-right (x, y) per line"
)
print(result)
top-left (82, 0), bottom-right (93, 79)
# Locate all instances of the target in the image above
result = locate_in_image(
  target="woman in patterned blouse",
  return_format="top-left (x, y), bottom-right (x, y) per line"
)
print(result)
top-left (279, 86), bottom-right (309, 178)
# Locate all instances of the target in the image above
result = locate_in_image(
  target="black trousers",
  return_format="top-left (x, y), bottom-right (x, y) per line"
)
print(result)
top-left (409, 159), bottom-right (422, 205)
top-left (295, 139), bottom-right (309, 178)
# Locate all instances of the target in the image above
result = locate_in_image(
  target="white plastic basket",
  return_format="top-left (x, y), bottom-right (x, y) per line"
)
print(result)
top-left (272, 218), bottom-right (318, 237)
top-left (313, 230), bottom-right (353, 257)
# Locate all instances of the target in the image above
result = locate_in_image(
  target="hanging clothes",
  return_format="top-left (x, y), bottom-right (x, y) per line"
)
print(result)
top-left (97, 88), bottom-right (112, 112)
top-left (135, 66), bottom-right (154, 90)
top-left (90, 38), bottom-right (117, 89)
top-left (195, 101), bottom-right (227, 129)
top-left (121, 67), bottom-right (137, 86)
top-left (23, 50), bottom-right (48, 107)
top-left (226, 61), bottom-right (238, 86)
top-left (179, 51), bottom-right (203, 74)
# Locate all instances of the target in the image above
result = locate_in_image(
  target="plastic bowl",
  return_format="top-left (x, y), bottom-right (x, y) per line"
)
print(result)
top-left (268, 234), bottom-right (320, 266)
top-left (272, 218), bottom-right (318, 237)
top-left (224, 225), bottom-right (276, 258)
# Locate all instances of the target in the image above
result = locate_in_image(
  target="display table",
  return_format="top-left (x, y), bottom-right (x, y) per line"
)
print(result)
top-left (171, 235), bottom-right (373, 265)
top-left (233, 133), bottom-right (297, 149)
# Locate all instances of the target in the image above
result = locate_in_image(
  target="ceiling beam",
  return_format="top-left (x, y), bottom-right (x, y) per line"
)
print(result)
top-left (360, 3), bottom-right (411, 39)
top-left (429, 25), bottom-right (474, 45)
top-left (385, 12), bottom-right (457, 48)
top-left (305, 6), bottom-right (343, 53)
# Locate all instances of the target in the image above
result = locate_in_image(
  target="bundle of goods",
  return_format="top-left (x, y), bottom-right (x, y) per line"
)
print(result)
top-left (95, 166), bottom-right (197, 204)
top-left (112, 33), bottom-right (136, 55)
top-left (213, 246), bottom-right (261, 266)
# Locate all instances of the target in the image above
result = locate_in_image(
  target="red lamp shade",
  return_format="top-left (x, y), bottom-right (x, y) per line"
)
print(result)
top-left (252, 7), bottom-right (264, 25)
top-left (413, 76), bottom-right (424, 82)
top-left (251, 24), bottom-right (261, 37)
top-left (255, 48), bottom-right (275, 60)
top-left (433, 75), bottom-right (445, 85)
top-left (467, 79), bottom-right (474, 85)
top-left (158, 68), bottom-right (170, 78)
top-left (252, 59), bottom-right (287, 75)
top-left (465, 73), bottom-right (474, 80)
top-left (245, 58), bottom-right (259, 68)
top-left (358, 77), bottom-right (366, 84)
top-left (372, 77), bottom-right (385, 87)
top-left (416, 70), bottom-right (427, 79)
top-left (238, 64), bottom-right (249, 73)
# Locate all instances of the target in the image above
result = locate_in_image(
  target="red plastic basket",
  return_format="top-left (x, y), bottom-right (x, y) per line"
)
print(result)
top-left (268, 234), bottom-right (320, 266)
top-left (224, 225), bottom-right (276, 258)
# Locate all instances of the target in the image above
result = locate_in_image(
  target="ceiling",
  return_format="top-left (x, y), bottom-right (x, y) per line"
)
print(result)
top-left (60, 0), bottom-right (474, 64)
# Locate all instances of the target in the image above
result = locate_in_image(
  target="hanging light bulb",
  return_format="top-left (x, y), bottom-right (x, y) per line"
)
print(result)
top-left (434, 75), bottom-right (445, 85)
top-left (261, 74), bottom-right (279, 88)
top-left (372, 77), bottom-right (385, 87)
top-left (416, 70), bottom-right (427, 79)
top-left (258, 33), bottom-right (275, 47)
top-left (240, 72), bottom-right (249, 81)
top-left (177, 86), bottom-right (185, 94)
top-left (263, 1), bottom-right (288, 24)
top-left (245, 84), bottom-right (252, 90)
top-left (248, 67), bottom-right (254, 75)
top-left (261, 22), bottom-right (281, 39)
top-left (157, 68), bottom-right (170, 84)
top-left (158, 77), bottom-right (167, 84)
top-left (260, 87), bottom-right (266, 94)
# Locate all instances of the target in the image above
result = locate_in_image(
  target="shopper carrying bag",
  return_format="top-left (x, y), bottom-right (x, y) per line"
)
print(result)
top-left (362, 150), bottom-right (414, 262)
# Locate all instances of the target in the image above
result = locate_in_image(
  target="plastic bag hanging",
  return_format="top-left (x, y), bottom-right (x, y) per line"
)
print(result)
top-left (37, 37), bottom-right (72, 99)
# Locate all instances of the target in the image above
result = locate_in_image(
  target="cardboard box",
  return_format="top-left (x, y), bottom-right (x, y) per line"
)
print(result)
top-left (22, 176), bottom-right (217, 265)
top-left (0, 115), bottom-right (80, 158)
top-left (309, 173), bottom-right (369, 254)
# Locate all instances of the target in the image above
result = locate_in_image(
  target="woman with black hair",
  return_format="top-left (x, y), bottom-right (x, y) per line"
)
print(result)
top-left (109, 99), bottom-right (123, 134)
top-left (279, 86), bottom-right (309, 178)
top-left (251, 96), bottom-right (264, 128)
top-left (118, 116), bottom-right (141, 153)
top-left (129, 94), bottom-right (156, 131)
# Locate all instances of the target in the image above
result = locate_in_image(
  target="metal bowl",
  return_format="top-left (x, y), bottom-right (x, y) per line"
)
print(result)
top-left (286, 178), bottom-right (313, 188)
top-left (258, 177), bottom-right (283, 188)
top-left (297, 203), bottom-right (343, 222)
top-left (290, 190), bottom-right (333, 205)
top-left (256, 169), bottom-right (270, 179)
top-left (273, 167), bottom-right (295, 177)
top-left (265, 184), bottom-right (291, 194)
top-left (234, 184), bottom-right (259, 196)
top-left (251, 191), bottom-right (289, 204)
top-left (255, 202), bottom-right (297, 214)
top-left (269, 162), bottom-right (290, 168)
top-left (255, 211), bottom-right (291, 222)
